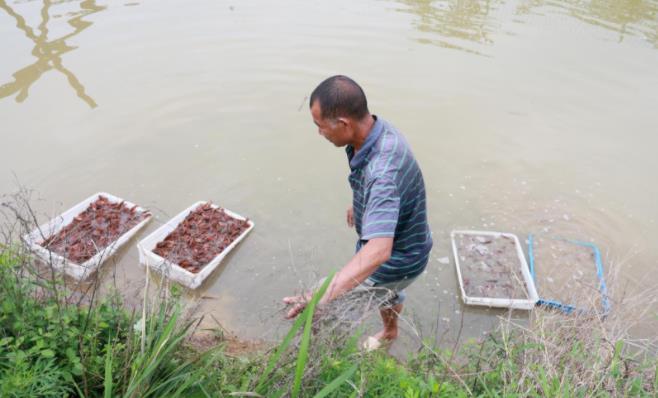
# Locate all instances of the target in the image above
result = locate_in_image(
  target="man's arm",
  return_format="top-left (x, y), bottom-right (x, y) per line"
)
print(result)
top-left (283, 237), bottom-right (393, 319)
top-left (321, 237), bottom-right (392, 303)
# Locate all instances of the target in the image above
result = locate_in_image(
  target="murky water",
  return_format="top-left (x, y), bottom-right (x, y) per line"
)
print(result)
top-left (2, 0), bottom-right (657, 350)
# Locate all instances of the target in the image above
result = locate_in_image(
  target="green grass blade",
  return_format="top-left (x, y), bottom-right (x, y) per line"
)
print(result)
top-left (255, 311), bottom-right (306, 393)
top-left (312, 363), bottom-right (358, 398)
top-left (72, 379), bottom-right (86, 398)
top-left (291, 306), bottom-right (316, 398)
top-left (291, 272), bottom-right (335, 398)
top-left (104, 344), bottom-right (113, 398)
top-left (164, 349), bottom-right (221, 397)
top-left (256, 273), bottom-right (333, 393)
top-left (256, 273), bottom-right (335, 395)
top-left (611, 340), bottom-right (624, 380)
top-left (125, 307), bottom-right (194, 397)
top-left (652, 360), bottom-right (658, 393)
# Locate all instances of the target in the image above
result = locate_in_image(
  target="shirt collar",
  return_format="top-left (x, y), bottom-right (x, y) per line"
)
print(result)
top-left (346, 115), bottom-right (383, 171)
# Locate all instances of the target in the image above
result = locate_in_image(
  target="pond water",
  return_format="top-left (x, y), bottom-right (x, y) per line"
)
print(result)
top-left (1, 0), bottom-right (657, 350)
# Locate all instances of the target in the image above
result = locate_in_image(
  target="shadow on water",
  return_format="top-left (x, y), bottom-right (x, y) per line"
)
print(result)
top-left (0, 0), bottom-right (106, 108)
top-left (394, 0), bottom-right (658, 54)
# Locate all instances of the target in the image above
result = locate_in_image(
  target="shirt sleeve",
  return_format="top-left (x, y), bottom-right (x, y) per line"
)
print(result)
top-left (361, 177), bottom-right (400, 240)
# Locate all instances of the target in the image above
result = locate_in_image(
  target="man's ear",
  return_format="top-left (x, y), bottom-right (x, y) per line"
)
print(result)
top-left (337, 117), bottom-right (350, 128)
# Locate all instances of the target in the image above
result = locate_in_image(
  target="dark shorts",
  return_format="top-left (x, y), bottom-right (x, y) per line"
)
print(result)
top-left (354, 275), bottom-right (418, 308)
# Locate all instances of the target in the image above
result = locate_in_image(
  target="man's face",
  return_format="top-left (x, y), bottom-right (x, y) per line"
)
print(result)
top-left (310, 100), bottom-right (351, 147)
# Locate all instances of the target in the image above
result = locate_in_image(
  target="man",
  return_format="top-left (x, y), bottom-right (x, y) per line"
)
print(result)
top-left (283, 75), bottom-right (432, 349)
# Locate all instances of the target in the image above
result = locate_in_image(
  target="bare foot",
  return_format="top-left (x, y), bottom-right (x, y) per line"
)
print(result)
top-left (373, 329), bottom-right (398, 342)
top-left (363, 330), bottom-right (398, 352)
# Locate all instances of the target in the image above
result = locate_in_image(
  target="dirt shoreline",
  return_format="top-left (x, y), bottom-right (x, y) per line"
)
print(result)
top-left (188, 329), bottom-right (267, 356)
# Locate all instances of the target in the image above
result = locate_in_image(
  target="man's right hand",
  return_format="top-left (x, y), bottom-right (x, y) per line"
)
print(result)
top-left (346, 206), bottom-right (354, 228)
top-left (282, 294), bottom-right (310, 319)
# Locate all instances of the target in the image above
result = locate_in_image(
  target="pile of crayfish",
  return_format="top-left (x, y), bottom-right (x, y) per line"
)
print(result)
top-left (153, 203), bottom-right (250, 273)
top-left (41, 196), bottom-right (150, 264)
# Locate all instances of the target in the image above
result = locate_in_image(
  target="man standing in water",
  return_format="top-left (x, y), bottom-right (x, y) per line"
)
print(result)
top-left (283, 75), bottom-right (432, 349)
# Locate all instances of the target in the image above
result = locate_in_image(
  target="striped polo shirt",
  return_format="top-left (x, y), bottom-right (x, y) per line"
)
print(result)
top-left (347, 116), bottom-right (433, 283)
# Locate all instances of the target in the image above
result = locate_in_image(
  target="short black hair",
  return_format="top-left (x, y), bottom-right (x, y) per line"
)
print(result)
top-left (310, 75), bottom-right (369, 120)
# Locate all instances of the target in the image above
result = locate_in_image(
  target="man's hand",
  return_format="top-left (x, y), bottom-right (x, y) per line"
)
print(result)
top-left (283, 238), bottom-right (393, 320)
top-left (346, 206), bottom-right (354, 228)
top-left (282, 294), bottom-right (311, 319)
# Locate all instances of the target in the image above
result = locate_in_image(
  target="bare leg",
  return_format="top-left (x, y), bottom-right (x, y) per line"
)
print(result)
top-left (373, 303), bottom-right (403, 342)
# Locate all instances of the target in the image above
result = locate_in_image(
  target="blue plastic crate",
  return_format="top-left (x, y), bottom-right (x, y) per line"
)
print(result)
top-left (528, 234), bottom-right (610, 315)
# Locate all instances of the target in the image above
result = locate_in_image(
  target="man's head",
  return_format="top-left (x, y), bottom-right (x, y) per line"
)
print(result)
top-left (309, 75), bottom-right (370, 147)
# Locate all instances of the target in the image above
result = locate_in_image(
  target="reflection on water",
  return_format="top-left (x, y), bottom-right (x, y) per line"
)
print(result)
top-left (398, 0), bottom-right (658, 54)
top-left (517, 0), bottom-right (658, 47)
top-left (396, 0), bottom-right (503, 55)
top-left (0, 0), bottom-right (105, 108)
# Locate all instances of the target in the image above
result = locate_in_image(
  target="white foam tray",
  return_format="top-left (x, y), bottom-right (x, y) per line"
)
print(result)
top-left (22, 192), bottom-right (152, 281)
top-left (450, 230), bottom-right (539, 310)
top-left (137, 201), bottom-right (254, 289)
